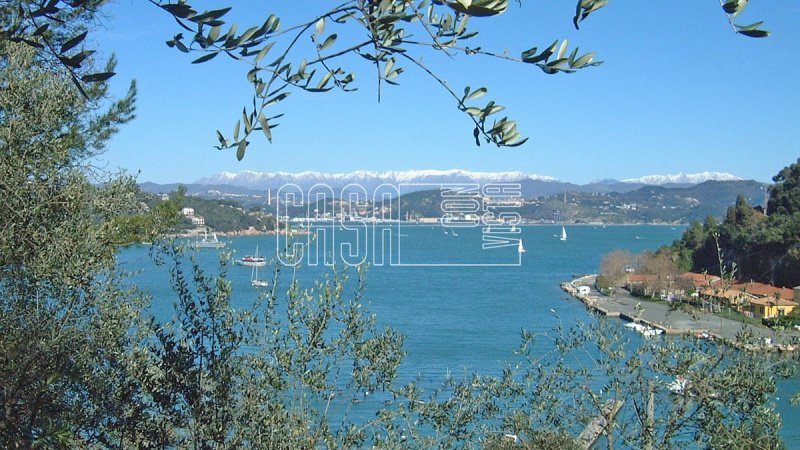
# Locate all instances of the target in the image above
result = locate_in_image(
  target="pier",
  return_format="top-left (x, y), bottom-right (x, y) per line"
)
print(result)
top-left (562, 276), bottom-right (798, 352)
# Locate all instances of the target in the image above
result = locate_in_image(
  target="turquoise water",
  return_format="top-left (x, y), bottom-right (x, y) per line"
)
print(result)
top-left (118, 225), bottom-right (799, 444)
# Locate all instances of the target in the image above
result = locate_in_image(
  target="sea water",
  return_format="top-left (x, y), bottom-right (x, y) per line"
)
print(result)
top-left (117, 225), bottom-right (799, 444)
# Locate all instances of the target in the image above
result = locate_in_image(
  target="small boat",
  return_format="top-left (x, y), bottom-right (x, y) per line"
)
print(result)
top-left (518, 239), bottom-right (526, 253)
top-left (193, 230), bottom-right (224, 249)
top-left (237, 255), bottom-right (267, 266)
top-left (667, 376), bottom-right (691, 396)
top-left (251, 278), bottom-right (269, 288)
top-left (624, 322), bottom-right (645, 331)
top-left (640, 327), bottom-right (663, 337)
top-left (236, 245), bottom-right (267, 267)
top-left (251, 262), bottom-right (269, 288)
top-left (560, 226), bottom-right (567, 241)
top-left (624, 322), bottom-right (663, 337)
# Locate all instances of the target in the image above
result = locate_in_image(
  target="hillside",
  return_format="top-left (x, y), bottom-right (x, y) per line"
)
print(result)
top-left (139, 193), bottom-right (276, 233)
top-left (385, 180), bottom-right (767, 224)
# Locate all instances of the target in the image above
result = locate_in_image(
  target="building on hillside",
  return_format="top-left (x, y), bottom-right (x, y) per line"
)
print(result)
top-left (747, 296), bottom-right (798, 319)
top-left (182, 207), bottom-right (195, 217)
top-left (191, 216), bottom-right (205, 226)
top-left (626, 274), bottom-right (659, 297)
top-left (699, 287), bottom-right (751, 310)
top-left (731, 281), bottom-right (795, 302)
top-left (679, 272), bottom-right (721, 292)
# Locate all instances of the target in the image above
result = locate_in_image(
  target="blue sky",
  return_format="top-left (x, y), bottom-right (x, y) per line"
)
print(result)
top-left (94, 1), bottom-right (800, 184)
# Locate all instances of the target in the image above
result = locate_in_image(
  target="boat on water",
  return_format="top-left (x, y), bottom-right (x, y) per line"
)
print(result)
top-left (624, 322), bottom-right (663, 337)
top-left (640, 327), bottom-right (663, 337)
top-left (237, 255), bottom-right (266, 266)
top-left (192, 231), bottom-right (224, 249)
top-left (560, 226), bottom-right (567, 241)
top-left (251, 262), bottom-right (269, 288)
top-left (667, 376), bottom-right (691, 396)
top-left (236, 245), bottom-right (267, 267)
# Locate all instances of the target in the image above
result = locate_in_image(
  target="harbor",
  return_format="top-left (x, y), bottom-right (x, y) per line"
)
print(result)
top-left (562, 275), bottom-right (799, 352)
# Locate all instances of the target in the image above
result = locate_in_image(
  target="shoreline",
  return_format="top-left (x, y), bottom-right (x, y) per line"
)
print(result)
top-left (562, 275), bottom-right (798, 353)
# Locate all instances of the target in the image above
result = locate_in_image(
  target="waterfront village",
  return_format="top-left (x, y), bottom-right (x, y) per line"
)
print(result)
top-left (564, 271), bottom-right (800, 351)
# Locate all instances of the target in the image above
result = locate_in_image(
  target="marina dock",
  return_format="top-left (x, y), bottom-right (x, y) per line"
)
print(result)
top-left (562, 275), bottom-right (798, 352)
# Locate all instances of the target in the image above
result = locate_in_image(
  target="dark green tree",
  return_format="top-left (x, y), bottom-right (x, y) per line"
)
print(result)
top-left (767, 158), bottom-right (800, 216)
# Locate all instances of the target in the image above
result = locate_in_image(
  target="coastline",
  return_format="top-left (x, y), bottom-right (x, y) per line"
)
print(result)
top-left (562, 275), bottom-right (798, 353)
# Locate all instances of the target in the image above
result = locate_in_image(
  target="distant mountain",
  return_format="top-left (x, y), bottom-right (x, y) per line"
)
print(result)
top-left (195, 169), bottom-right (557, 193)
top-left (140, 170), bottom-right (759, 211)
top-left (385, 180), bottom-right (768, 224)
top-left (622, 171), bottom-right (742, 185)
top-left (190, 169), bottom-right (744, 195)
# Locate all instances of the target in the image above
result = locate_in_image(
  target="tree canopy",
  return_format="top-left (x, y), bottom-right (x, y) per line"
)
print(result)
top-left (671, 159), bottom-right (800, 287)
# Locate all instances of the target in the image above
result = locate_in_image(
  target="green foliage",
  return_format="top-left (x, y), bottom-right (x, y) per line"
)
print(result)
top-left (180, 196), bottom-right (276, 233)
top-left (0, 0), bottom-right (118, 94)
top-left (768, 158), bottom-right (800, 216)
top-left (110, 193), bottom-right (184, 245)
top-left (672, 160), bottom-right (800, 287)
top-left (0, 41), bottom-right (141, 447)
top-left (124, 248), bottom-right (405, 448)
top-left (0, 2), bottom-right (795, 448)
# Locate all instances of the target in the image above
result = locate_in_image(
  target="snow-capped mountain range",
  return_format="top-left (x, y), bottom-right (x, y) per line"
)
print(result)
top-left (621, 171), bottom-right (742, 185)
top-left (195, 169), bottom-right (740, 190)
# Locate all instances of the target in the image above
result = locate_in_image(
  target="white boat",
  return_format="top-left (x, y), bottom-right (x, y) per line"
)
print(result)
top-left (237, 255), bottom-right (266, 267)
top-left (251, 262), bottom-right (269, 288)
top-left (624, 322), bottom-right (663, 337)
top-left (518, 239), bottom-right (526, 253)
top-left (236, 245), bottom-right (267, 267)
top-left (667, 376), bottom-right (691, 395)
top-left (640, 327), bottom-right (663, 337)
top-left (193, 230), bottom-right (224, 249)
top-left (560, 226), bottom-right (567, 241)
top-left (624, 322), bottom-right (645, 331)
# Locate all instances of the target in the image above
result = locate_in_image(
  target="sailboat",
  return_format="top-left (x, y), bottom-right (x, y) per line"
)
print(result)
top-left (192, 230), bottom-right (225, 249)
top-left (251, 263), bottom-right (269, 288)
top-left (250, 246), bottom-right (269, 287)
top-left (518, 239), bottom-right (526, 253)
top-left (560, 225), bottom-right (567, 241)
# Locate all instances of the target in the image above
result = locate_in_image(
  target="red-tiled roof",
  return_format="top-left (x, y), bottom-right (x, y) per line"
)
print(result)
top-left (627, 274), bottom-right (658, 283)
top-left (731, 282), bottom-right (795, 301)
top-left (748, 296), bottom-right (798, 307)
top-left (679, 272), bottom-right (721, 288)
top-left (700, 288), bottom-right (748, 301)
